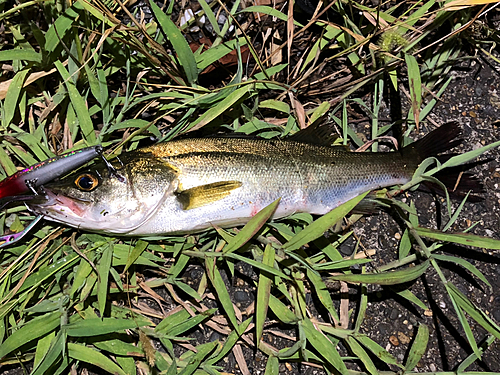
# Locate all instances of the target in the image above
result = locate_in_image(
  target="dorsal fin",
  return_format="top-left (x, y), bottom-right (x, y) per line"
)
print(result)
top-left (288, 123), bottom-right (342, 147)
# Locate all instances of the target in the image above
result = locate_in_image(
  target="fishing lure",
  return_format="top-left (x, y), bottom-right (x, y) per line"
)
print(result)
top-left (0, 146), bottom-right (103, 199)
top-left (0, 146), bottom-right (103, 248)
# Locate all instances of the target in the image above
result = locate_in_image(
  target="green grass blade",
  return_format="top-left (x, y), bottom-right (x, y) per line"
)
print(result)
top-left (0, 49), bottom-right (41, 63)
top-left (18, 253), bottom-right (80, 294)
top-left (457, 335), bottom-right (496, 372)
top-left (123, 240), bottom-right (148, 273)
top-left (433, 254), bottom-right (491, 287)
top-left (205, 256), bottom-right (238, 328)
top-left (345, 336), bottom-right (377, 375)
top-left (207, 318), bottom-right (252, 364)
top-left (196, 37), bottom-right (248, 71)
top-left (97, 243), bottom-right (113, 317)
top-left (442, 192), bottom-right (470, 232)
top-left (68, 342), bottom-right (127, 375)
top-left (445, 283), bottom-right (481, 358)
top-left (64, 317), bottom-right (149, 337)
top-left (0, 145), bottom-right (17, 175)
top-left (155, 308), bottom-right (191, 333)
top-left (31, 330), bottom-right (66, 375)
top-left (264, 355), bottom-right (279, 375)
top-left (93, 338), bottom-right (144, 356)
top-left (256, 244), bottom-right (275, 343)
top-left (70, 257), bottom-right (94, 298)
top-left (34, 331), bottom-right (55, 369)
top-left (448, 283), bottom-right (500, 340)
top-left (238, 6), bottom-right (303, 27)
top-left (330, 259), bottom-right (429, 285)
top-left (354, 282), bottom-right (367, 332)
top-left (269, 294), bottom-right (298, 324)
top-left (438, 139), bottom-right (500, 170)
top-left (355, 334), bottom-right (401, 367)
top-left (149, 0), bottom-right (198, 85)
top-left (394, 289), bottom-right (428, 310)
top-left (405, 54), bottom-right (422, 128)
top-left (416, 227), bottom-right (500, 250)
top-left (306, 269), bottom-right (340, 322)
top-left (405, 323), bottom-right (429, 371)
top-left (0, 311), bottom-right (60, 359)
top-left (197, 0), bottom-right (221, 36)
top-left (2, 68), bottom-right (29, 129)
top-left (399, 228), bottom-right (412, 260)
top-left (116, 356), bottom-right (136, 375)
top-left (301, 318), bottom-right (347, 373)
top-left (187, 85), bottom-right (252, 132)
top-left (55, 61), bottom-right (96, 144)
top-left (177, 341), bottom-right (218, 375)
top-left (44, 0), bottom-right (84, 53)
top-left (225, 253), bottom-right (289, 279)
top-left (223, 199), bottom-right (280, 254)
top-left (164, 309), bottom-right (216, 337)
top-left (282, 192), bottom-right (369, 252)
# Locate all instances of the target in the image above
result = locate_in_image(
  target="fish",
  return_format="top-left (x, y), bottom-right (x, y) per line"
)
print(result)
top-left (28, 122), bottom-right (475, 236)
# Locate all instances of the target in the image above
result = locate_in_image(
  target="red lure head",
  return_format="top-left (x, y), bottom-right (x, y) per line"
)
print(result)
top-left (0, 172), bottom-right (30, 198)
top-left (0, 146), bottom-right (102, 200)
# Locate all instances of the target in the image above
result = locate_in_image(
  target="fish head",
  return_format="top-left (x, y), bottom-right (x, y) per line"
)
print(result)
top-left (29, 153), bottom-right (178, 234)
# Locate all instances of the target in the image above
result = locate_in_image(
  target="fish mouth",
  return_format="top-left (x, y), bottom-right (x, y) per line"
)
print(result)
top-left (29, 188), bottom-right (90, 218)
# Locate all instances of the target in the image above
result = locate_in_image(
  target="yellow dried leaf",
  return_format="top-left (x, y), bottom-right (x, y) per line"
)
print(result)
top-left (443, 0), bottom-right (500, 11)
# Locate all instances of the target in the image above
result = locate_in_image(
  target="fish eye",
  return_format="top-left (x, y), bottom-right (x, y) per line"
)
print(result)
top-left (75, 173), bottom-right (99, 191)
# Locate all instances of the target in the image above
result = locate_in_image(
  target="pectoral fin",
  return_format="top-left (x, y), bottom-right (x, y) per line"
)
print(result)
top-left (176, 181), bottom-right (243, 210)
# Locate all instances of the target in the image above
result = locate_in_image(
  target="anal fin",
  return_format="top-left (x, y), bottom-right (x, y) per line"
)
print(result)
top-left (176, 181), bottom-right (243, 210)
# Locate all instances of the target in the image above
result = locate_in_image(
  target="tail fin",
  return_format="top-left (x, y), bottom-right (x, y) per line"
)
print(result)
top-left (402, 122), bottom-right (483, 197)
top-left (402, 121), bottom-right (462, 163)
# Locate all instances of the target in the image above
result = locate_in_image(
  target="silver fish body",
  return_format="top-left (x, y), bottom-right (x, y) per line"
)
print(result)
top-left (30, 123), bottom-right (463, 235)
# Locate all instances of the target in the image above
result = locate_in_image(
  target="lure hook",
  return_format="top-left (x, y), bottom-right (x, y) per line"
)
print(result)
top-left (0, 215), bottom-right (43, 249)
top-left (0, 146), bottom-right (103, 249)
top-left (96, 148), bottom-right (126, 183)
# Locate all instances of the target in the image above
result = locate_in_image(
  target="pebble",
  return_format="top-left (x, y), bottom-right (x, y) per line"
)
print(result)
top-left (190, 268), bottom-right (203, 280)
top-left (234, 290), bottom-right (249, 303)
top-left (389, 335), bottom-right (399, 346)
top-left (209, 331), bottom-right (222, 342)
top-left (424, 310), bottom-right (433, 317)
top-left (390, 308), bottom-right (399, 320)
top-left (378, 323), bottom-right (391, 335)
top-left (397, 331), bottom-right (411, 345)
top-left (493, 297), bottom-right (500, 321)
top-left (378, 234), bottom-right (390, 248)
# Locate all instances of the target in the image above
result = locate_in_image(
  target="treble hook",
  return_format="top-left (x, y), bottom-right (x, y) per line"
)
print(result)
top-left (96, 148), bottom-right (126, 183)
top-left (0, 146), bottom-right (103, 250)
top-left (0, 215), bottom-right (43, 249)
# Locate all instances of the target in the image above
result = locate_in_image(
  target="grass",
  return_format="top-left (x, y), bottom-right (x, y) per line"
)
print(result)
top-left (0, 0), bottom-right (500, 374)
